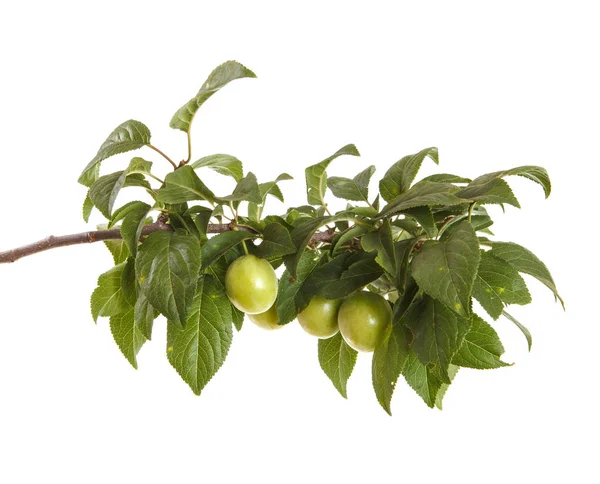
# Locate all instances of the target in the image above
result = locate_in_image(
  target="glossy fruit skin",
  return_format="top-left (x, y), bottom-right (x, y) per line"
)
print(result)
top-left (297, 296), bottom-right (342, 339)
top-left (338, 291), bottom-right (392, 352)
top-left (249, 303), bottom-right (282, 330)
top-left (225, 254), bottom-right (278, 314)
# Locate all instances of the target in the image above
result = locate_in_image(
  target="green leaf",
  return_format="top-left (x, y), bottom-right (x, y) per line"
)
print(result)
top-left (406, 295), bottom-right (471, 383)
top-left (404, 206), bottom-right (436, 238)
top-left (91, 263), bottom-right (130, 322)
top-left (489, 241), bottom-right (564, 308)
top-left (411, 220), bottom-right (481, 317)
top-left (170, 60), bottom-right (257, 133)
top-left (136, 231), bottom-right (202, 326)
top-left (301, 251), bottom-right (383, 300)
top-left (379, 147), bottom-right (439, 202)
top-left (318, 333), bottom-right (358, 399)
top-left (472, 250), bottom-right (532, 320)
top-left (231, 305), bottom-right (244, 331)
top-left (277, 250), bottom-right (322, 325)
top-left (305, 144), bottom-right (360, 205)
top-left (377, 182), bottom-right (464, 219)
top-left (121, 256), bottom-right (138, 306)
top-left (453, 314), bottom-right (511, 369)
top-left (156, 165), bottom-right (216, 204)
top-left (191, 154), bottom-right (243, 181)
top-left (255, 222), bottom-right (295, 259)
top-left (78, 120), bottom-right (151, 186)
top-left (103, 239), bottom-right (130, 265)
top-left (403, 351), bottom-right (458, 409)
top-left (82, 194), bottom-right (94, 222)
top-left (166, 275), bottom-right (233, 395)
top-left (332, 225), bottom-right (369, 254)
top-left (109, 307), bottom-right (147, 369)
top-left (201, 231), bottom-right (256, 271)
top-left (470, 166), bottom-right (551, 199)
top-left (259, 173), bottom-right (293, 202)
top-left (372, 321), bottom-right (410, 415)
top-left (134, 291), bottom-right (156, 341)
top-left (457, 178), bottom-right (521, 207)
top-left (420, 174), bottom-right (471, 184)
top-left (434, 364), bottom-right (459, 410)
top-left (120, 202), bottom-right (152, 256)
top-left (328, 165), bottom-right (376, 202)
top-left (88, 171), bottom-right (128, 218)
top-left (502, 310), bottom-right (532, 351)
top-left (217, 172), bottom-right (262, 204)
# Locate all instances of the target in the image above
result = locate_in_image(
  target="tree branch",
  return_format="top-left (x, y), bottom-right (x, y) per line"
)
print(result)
top-left (0, 222), bottom-right (335, 264)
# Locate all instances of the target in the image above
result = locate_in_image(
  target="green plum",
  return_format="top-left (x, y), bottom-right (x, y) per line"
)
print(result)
top-left (297, 296), bottom-right (342, 339)
top-left (225, 254), bottom-right (278, 314)
top-left (338, 291), bottom-right (391, 352)
top-left (249, 303), bottom-right (282, 330)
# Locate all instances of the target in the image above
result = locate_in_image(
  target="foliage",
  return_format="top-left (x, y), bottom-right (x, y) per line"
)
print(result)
top-left (66, 60), bottom-right (563, 412)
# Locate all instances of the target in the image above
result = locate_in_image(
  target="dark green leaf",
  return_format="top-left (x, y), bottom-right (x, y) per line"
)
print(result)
top-left (109, 200), bottom-right (149, 228)
top-left (201, 231), bottom-right (256, 271)
top-left (411, 220), bottom-right (480, 316)
top-left (156, 165), bottom-right (216, 204)
top-left (372, 321), bottom-right (410, 415)
top-left (109, 307), bottom-right (147, 369)
top-left (170, 60), bottom-right (257, 133)
top-left (406, 295), bottom-right (471, 383)
top-left (490, 241), bottom-right (564, 308)
top-left (453, 314), bottom-right (511, 369)
top-left (136, 231), bottom-right (202, 326)
top-left (301, 251), bottom-right (383, 300)
top-left (457, 178), bottom-right (521, 207)
top-left (328, 165), bottom-right (375, 202)
top-left (134, 291), bottom-right (156, 341)
top-left (404, 206), bottom-right (436, 238)
top-left (377, 182), bottom-right (463, 219)
top-left (318, 333), bottom-right (358, 399)
top-left (470, 165), bottom-right (551, 198)
top-left (231, 305), bottom-right (244, 331)
top-left (305, 144), bottom-right (360, 205)
top-left (379, 147), bottom-right (438, 202)
top-left (277, 250), bottom-right (323, 325)
top-left (217, 172), bottom-right (262, 204)
top-left (191, 154), bottom-right (243, 181)
top-left (332, 225), bottom-right (369, 254)
top-left (121, 256), bottom-right (138, 306)
top-left (120, 202), bottom-right (152, 256)
top-left (473, 250), bottom-right (532, 319)
top-left (90, 263), bottom-right (130, 322)
top-left (88, 171), bottom-right (128, 218)
top-left (403, 351), bottom-right (459, 409)
top-left (78, 120), bottom-right (151, 186)
top-left (255, 222), bottom-right (295, 259)
top-left (166, 275), bottom-right (233, 395)
top-left (502, 310), bottom-right (532, 351)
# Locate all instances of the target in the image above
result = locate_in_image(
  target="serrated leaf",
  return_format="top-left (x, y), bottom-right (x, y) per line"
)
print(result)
top-left (305, 144), bottom-right (360, 205)
top-left (276, 250), bottom-right (322, 325)
top-left (88, 171), bottom-right (128, 218)
top-left (191, 154), bottom-right (243, 181)
top-left (156, 165), bottom-right (216, 204)
top-left (91, 263), bottom-right (130, 322)
top-left (170, 60), bottom-right (257, 133)
top-left (406, 295), bottom-right (471, 383)
top-left (377, 181), bottom-right (464, 219)
top-left (372, 321), bottom-right (410, 415)
top-left (453, 314), bottom-right (511, 369)
top-left (82, 194), bottom-right (94, 222)
top-left (109, 307), bottom-right (147, 369)
top-left (217, 172), bottom-right (261, 204)
top-left (134, 291), bottom-right (156, 341)
top-left (473, 250), bottom-right (532, 319)
top-left (420, 174), bottom-right (471, 184)
top-left (231, 305), bottom-right (244, 331)
top-left (379, 147), bottom-right (439, 202)
top-left (434, 364), bottom-right (459, 410)
top-left (489, 241), bottom-right (564, 308)
top-left (78, 120), bottom-right (151, 186)
top-left (109, 200), bottom-right (148, 228)
top-left (136, 231), bottom-right (202, 326)
top-left (255, 222), bottom-right (295, 259)
top-left (470, 165), bottom-right (551, 198)
top-left (121, 256), bottom-right (137, 306)
top-left (404, 206), bottom-right (436, 238)
top-left (259, 173), bottom-right (293, 202)
top-left (166, 275), bottom-right (233, 395)
top-left (120, 202), bottom-right (152, 256)
top-left (328, 165), bottom-right (376, 202)
top-left (103, 239), bottom-right (130, 265)
top-left (403, 351), bottom-right (458, 409)
top-left (411, 220), bottom-right (480, 316)
top-left (301, 251), bottom-right (383, 299)
top-left (457, 178), bottom-right (521, 207)
top-left (502, 310), bottom-right (532, 351)
top-left (318, 333), bottom-right (358, 399)
top-left (201, 231), bottom-right (256, 271)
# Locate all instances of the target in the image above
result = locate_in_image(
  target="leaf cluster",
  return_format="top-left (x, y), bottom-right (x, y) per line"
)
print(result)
top-left (82, 61), bottom-right (563, 412)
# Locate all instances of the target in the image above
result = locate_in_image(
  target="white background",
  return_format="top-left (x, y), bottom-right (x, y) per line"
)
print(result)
top-left (0, 1), bottom-right (597, 482)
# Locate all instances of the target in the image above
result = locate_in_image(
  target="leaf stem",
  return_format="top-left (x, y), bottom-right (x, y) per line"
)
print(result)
top-left (185, 130), bottom-right (192, 164)
top-left (148, 144), bottom-right (178, 170)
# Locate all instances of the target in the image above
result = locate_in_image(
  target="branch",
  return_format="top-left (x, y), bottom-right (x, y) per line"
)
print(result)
top-left (0, 221), bottom-right (335, 264)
